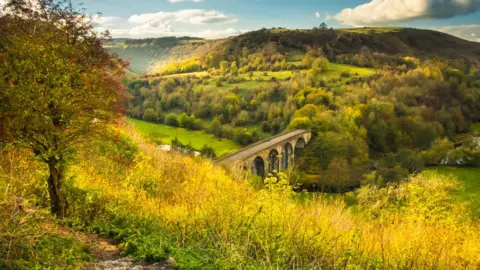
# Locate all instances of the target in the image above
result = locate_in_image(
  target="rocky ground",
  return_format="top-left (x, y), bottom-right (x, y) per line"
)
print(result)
top-left (91, 257), bottom-right (175, 270)
top-left (84, 236), bottom-right (175, 270)
top-left (56, 226), bottom-right (174, 270)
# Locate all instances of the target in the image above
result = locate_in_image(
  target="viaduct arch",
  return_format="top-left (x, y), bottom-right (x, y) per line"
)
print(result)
top-left (216, 129), bottom-right (312, 178)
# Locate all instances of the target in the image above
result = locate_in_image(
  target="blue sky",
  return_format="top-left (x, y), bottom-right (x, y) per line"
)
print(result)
top-left (77, 0), bottom-right (480, 41)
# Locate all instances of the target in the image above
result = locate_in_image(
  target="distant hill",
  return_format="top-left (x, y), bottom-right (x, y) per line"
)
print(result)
top-left (110, 27), bottom-right (480, 74)
top-left (223, 27), bottom-right (480, 62)
top-left (106, 36), bottom-right (208, 74)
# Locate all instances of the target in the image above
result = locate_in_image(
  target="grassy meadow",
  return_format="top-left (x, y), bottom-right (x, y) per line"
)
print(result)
top-left (128, 118), bottom-right (241, 155)
top-left (423, 167), bottom-right (480, 217)
top-left (2, 125), bottom-right (479, 269)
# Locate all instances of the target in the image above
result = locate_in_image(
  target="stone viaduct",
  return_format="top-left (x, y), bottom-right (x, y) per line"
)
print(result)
top-left (216, 129), bottom-right (312, 178)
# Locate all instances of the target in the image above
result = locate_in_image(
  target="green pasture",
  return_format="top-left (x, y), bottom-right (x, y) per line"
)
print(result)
top-left (128, 118), bottom-right (241, 156)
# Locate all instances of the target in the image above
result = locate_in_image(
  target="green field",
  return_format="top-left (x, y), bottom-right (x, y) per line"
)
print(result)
top-left (128, 118), bottom-right (241, 156)
top-left (152, 111), bottom-right (272, 140)
top-left (151, 63), bottom-right (376, 89)
top-left (162, 71), bottom-right (209, 78)
top-left (239, 70), bottom-right (296, 80)
top-left (423, 167), bottom-right (480, 217)
top-left (328, 63), bottom-right (376, 77)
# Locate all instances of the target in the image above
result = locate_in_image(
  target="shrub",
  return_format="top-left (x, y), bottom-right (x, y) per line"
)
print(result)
top-left (164, 113), bottom-right (179, 127)
top-left (142, 108), bottom-right (157, 122)
top-left (340, 71), bottom-right (351, 78)
top-left (261, 121), bottom-right (271, 132)
top-left (200, 145), bottom-right (216, 159)
top-left (234, 130), bottom-right (253, 146)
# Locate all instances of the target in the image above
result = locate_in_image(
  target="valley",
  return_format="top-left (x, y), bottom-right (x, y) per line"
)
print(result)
top-left (1, 1), bottom-right (480, 268)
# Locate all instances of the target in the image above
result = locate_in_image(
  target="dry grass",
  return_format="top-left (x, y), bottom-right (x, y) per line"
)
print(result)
top-left (1, 124), bottom-right (479, 269)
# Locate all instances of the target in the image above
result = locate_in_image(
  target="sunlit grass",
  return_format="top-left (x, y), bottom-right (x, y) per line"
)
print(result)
top-left (127, 118), bottom-right (240, 155)
top-left (328, 63), bottom-right (377, 77)
top-left (423, 167), bottom-right (480, 217)
top-left (2, 127), bottom-right (480, 269)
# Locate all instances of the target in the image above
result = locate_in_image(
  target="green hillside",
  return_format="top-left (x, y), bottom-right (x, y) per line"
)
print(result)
top-left (124, 26), bottom-right (480, 193)
top-left (109, 27), bottom-right (480, 75)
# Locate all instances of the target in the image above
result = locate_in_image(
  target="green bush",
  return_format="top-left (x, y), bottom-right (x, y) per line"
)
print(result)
top-left (164, 113), bottom-right (179, 127)
top-left (142, 108), bottom-right (157, 122)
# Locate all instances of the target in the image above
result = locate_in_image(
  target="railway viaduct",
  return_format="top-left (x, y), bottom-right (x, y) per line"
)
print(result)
top-left (216, 129), bottom-right (312, 178)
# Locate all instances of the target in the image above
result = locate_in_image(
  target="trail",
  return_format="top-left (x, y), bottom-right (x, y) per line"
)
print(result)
top-left (56, 226), bottom-right (174, 270)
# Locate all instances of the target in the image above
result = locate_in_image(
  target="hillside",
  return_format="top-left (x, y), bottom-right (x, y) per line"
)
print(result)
top-left (2, 124), bottom-right (480, 269)
top-left (223, 27), bottom-right (480, 62)
top-left (124, 25), bottom-right (480, 191)
top-left (2, 2), bottom-right (480, 269)
top-left (106, 36), bottom-right (211, 73)
top-left (114, 27), bottom-right (480, 74)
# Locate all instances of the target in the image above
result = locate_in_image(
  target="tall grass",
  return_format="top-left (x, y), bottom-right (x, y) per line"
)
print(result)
top-left (1, 124), bottom-right (479, 269)
top-left (0, 149), bottom-right (91, 269)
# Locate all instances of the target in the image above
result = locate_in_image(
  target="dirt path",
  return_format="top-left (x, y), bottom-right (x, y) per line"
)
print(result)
top-left (56, 226), bottom-right (174, 270)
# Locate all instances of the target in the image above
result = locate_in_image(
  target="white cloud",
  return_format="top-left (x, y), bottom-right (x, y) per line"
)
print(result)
top-left (104, 26), bottom-right (246, 39)
top-left (315, 12), bottom-right (320, 18)
top-left (195, 28), bottom-right (248, 39)
top-left (431, 24), bottom-right (480, 42)
top-left (113, 9), bottom-right (238, 38)
top-left (335, 0), bottom-right (480, 26)
top-left (168, 0), bottom-right (203, 2)
top-left (88, 8), bottom-right (241, 39)
top-left (129, 9), bottom-right (237, 26)
top-left (90, 15), bottom-right (122, 26)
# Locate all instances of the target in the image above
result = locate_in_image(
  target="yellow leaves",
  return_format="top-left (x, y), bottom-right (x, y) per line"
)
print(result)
top-left (423, 65), bottom-right (445, 81)
top-left (403, 56), bottom-right (420, 66)
top-left (3, 124), bottom-right (480, 268)
top-left (154, 57), bottom-right (205, 76)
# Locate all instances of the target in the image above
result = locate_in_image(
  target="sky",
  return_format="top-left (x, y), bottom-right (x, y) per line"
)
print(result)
top-left (2, 0), bottom-right (480, 41)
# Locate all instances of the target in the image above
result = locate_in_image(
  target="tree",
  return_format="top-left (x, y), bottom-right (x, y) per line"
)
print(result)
top-left (220, 61), bottom-right (229, 74)
top-left (235, 110), bottom-right (250, 126)
top-left (0, 0), bottom-right (126, 218)
top-left (178, 113), bottom-right (190, 128)
top-left (319, 22), bottom-right (328, 29)
top-left (325, 157), bottom-right (351, 192)
top-left (143, 108), bottom-right (157, 122)
top-left (209, 118), bottom-right (223, 137)
top-left (200, 145), bottom-right (216, 159)
top-left (280, 59), bottom-right (287, 70)
top-left (165, 113), bottom-right (179, 126)
top-left (421, 138), bottom-right (453, 166)
top-left (230, 61), bottom-right (238, 75)
top-left (312, 57), bottom-right (330, 73)
top-left (178, 113), bottom-right (197, 130)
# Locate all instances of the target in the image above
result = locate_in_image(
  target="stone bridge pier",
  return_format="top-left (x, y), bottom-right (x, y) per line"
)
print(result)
top-left (216, 130), bottom-right (312, 178)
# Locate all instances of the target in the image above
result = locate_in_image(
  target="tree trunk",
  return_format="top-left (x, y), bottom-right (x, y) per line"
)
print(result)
top-left (47, 160), bottom-right (68, 218)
